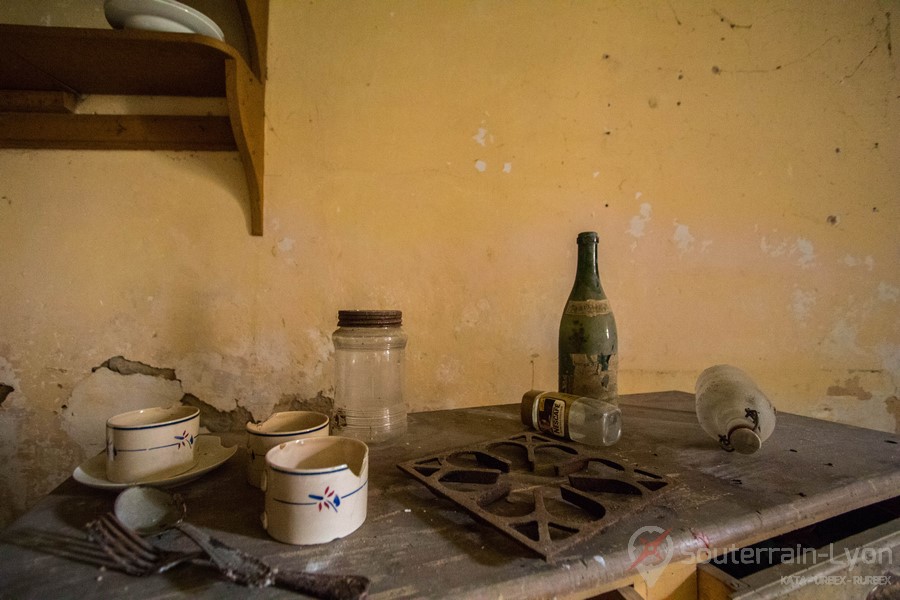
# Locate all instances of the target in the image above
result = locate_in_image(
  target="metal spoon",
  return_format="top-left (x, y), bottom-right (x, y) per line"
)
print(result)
top-left (114, 486), bottom-right (186, 536)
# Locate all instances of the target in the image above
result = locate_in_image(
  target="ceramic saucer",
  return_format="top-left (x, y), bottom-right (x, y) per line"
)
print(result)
top-left (104, 0), bottom-right (225, 41)
top-left (73, 435), bottom-right (236, 490)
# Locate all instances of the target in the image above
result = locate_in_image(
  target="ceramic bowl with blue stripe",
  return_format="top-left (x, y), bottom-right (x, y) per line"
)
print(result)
top-left (245, 411), bottom-right (330, 488)
top-left (262, 436), bottom-right (368, 545)
top-left (106, 405), bottom-right (200, 483)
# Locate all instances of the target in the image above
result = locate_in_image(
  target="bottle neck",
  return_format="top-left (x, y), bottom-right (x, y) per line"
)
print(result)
top-left (572, 240), bottom-right (604, 297)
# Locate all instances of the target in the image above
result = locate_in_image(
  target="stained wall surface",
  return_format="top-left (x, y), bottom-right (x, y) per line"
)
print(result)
top-left (0, 1), bottom-right (897, 527)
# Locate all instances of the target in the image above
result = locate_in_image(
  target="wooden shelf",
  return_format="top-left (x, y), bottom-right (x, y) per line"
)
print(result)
top-left (0, 0), bottom-right (268, 235)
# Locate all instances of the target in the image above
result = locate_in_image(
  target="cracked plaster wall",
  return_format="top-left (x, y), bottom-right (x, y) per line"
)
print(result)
top-left (0, 1), bottom-right (898, 528)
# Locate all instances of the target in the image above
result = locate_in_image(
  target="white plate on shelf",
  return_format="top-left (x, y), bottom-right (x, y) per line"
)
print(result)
top-left (73, 435), bottom-right (236, 490)
top-left (104, 0), bottom-right (225, 41)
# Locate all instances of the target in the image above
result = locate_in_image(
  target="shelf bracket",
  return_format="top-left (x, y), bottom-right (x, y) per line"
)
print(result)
top-left (225, 58), bottom-right (264, 236)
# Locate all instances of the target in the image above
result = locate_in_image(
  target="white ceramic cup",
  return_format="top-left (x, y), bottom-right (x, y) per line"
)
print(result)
top-left (262, 437), bottom-right (368, 545)
top-left (106, 405), bottom-right (200, 483)
top-left (245, 411), bottom-right (330, 488)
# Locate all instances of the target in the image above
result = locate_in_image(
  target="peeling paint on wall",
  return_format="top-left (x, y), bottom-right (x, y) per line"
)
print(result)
top-left (827, 375), bottom-right (874, 401)
top-left (886, 397), bottom-right (900, 432)
top-left (95, 355), bottom-right (177, 380)
top-left (62, 361), bottom-right (185, 456)
top-left (0, 384), bottom-right (13, 407)
top-left (181, 392), bottom-right (252, 432)
top-left (876, 344), bottom-right (900, 381)
top-left (0, 357), bottom-right (21, 408)
top-left (180, 391), bottom-right (332, 432)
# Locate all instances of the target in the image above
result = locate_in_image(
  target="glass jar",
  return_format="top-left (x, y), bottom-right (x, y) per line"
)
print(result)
top-left (695, 364), bottom-right (776, 454)
top-left (332, 310), bottom-right (408, 443)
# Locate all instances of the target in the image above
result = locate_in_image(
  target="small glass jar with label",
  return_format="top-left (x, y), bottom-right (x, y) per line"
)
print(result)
top-left (521, 389), bottom-right (621, 446)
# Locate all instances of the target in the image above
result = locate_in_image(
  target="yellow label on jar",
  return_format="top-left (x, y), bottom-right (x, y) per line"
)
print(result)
top-left (535, 393), bottom-right (571, 438)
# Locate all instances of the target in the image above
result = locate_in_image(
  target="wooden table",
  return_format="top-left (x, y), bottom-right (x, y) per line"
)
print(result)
top-left (1, 391), bottom-right (898, 599)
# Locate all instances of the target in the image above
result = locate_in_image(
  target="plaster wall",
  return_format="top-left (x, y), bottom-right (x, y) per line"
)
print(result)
top-left (0, 0), bottom-right (897, 527)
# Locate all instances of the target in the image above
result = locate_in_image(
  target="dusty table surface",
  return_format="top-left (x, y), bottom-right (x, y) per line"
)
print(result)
top-left (1, 391), bottom-right (898, 599)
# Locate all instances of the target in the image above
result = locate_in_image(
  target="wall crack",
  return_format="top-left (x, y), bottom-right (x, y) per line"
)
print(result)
top-left (94, 356), bottom-right (177, 381)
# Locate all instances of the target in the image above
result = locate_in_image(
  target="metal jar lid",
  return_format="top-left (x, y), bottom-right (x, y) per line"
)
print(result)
top-left (728, 426), bottom-right (762, 454)
top-left (337, 310), bottom-right (402, 327)
top-left (520, 390), bottom-right (541, 428)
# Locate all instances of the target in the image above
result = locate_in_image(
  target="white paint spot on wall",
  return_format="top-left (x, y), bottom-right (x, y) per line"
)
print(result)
top-left (474, 160), bottom-right (487, 172)
top-left (760, 236), bottom-right (788, 257)
top-left (794, 238), bottom-right (816, 268)
top-left (277, 237), bottom-right (295, 253)
top-left (822, 319), bottom-right (864, 357)
top-left (502, 162), bottom-right (512, 173)
top-left (672, 221), bottom-right (695, 253)
top-left (877, 282), bottom-right (899, 302)
top-left (593, 171), bottom-right (600, 178)
top-left (627, 202), bottom-right (652, 238)
top-left (842, 255), bottom-right (875, 270)
top-left (472, 128), bottom-right (493, 146)
top-left (436, 357), bottom-right (463, 384)
top-left (791, 288), bottom-right (817, 323)
top-left (305, 328), bottom-right (333, 379)
top-left (760, 234), bottom-right (816, 267)
top-left (459, 298), bottom-right (492, 330)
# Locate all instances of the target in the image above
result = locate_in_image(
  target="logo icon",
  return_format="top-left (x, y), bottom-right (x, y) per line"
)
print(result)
top-left (309, 486), bottom-right (341, 512)
top-left (628, 526), bottom-right (674, 587)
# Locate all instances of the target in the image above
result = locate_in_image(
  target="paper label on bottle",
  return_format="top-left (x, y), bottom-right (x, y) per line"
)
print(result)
top-left (569, 353), bottom-right (618, 401)
top-left (535, 394), bottom-right (569, 438)
top-left (564, 299), bottom-right (611, 317)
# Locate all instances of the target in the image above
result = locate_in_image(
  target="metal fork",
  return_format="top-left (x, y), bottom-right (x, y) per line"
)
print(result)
top-left (88, 513), bottom-right (370, 600)
top-left (87, 513), bottom-right (204, 576)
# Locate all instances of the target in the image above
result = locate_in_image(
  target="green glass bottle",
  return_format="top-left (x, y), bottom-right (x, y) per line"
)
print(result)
top-left (558, 231), bottom-right (619, 404)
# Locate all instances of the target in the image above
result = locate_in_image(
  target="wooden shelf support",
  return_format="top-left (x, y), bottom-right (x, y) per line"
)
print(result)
top-left (0, 0), bottom-right (269, 236)
top-left (226, 57), bottom-right (264, 236)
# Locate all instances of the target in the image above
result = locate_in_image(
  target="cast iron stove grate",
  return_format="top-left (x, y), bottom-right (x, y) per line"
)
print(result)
top-left (398, 432), bottom-right (672, 561)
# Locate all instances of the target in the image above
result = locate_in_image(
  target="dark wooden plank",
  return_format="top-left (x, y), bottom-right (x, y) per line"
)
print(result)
top-left (0, 90), bottom-right (77, 113)
top-left (0, 24), bottom-right (239, 96)
top-left (0, 392), bottom-right (897, 599)
top-left (0, 113), bottom-right (235, 150)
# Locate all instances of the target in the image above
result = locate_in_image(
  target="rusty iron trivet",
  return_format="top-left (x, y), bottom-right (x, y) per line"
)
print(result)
top-left (398, 432), bottom-right (672, 561)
